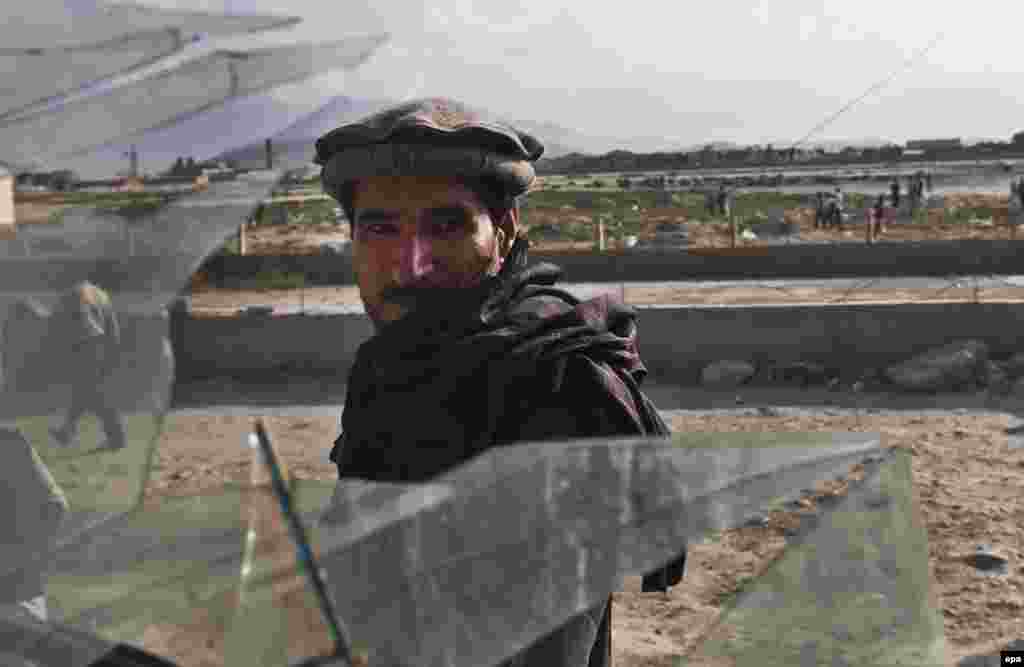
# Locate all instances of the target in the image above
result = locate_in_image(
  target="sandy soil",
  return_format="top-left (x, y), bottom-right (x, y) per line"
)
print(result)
top-left (138, 409), bottom-right (1024, 666)
top-left (242, 223), bottom-right (350, 256)
top-left (184, 283), bottom-right (1024, 316)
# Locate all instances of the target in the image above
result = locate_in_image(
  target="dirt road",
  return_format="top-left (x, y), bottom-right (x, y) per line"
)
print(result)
top-left (185, 282), bottom-right (1024, 316)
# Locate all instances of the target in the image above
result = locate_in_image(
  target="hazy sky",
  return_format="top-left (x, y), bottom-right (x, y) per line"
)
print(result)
top-left (10, 0), bottom-right (1024, 177)
top-left (121, 0), bottom-right (1024, 150)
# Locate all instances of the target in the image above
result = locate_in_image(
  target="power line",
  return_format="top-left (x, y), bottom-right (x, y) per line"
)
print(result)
top-left (788, 31), bottom-right (947, 151)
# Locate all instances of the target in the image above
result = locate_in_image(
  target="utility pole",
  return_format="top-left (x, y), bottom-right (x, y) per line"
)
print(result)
top-left (123, 144), bottom-right (139, 178)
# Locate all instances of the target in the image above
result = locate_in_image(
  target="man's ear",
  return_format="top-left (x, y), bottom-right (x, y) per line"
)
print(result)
top-left (497, 207), bottom-right (518, 257)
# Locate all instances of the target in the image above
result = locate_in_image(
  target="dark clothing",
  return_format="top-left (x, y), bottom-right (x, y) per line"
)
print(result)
top-left (330, 237), bottom-right (684, 666)
top-left (63, 356), bottom-right (127, 448)
top-left (52, 283), bottom-right (126, 449)
top-left (58, 282), bottom-right (120, 364)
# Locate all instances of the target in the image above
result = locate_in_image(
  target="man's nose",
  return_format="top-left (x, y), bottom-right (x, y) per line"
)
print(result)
top-left (395, 232), bottom-right (436, 284)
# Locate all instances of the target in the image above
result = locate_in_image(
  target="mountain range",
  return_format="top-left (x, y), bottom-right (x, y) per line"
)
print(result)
top-left (216, 94), bottom-right (961, 169)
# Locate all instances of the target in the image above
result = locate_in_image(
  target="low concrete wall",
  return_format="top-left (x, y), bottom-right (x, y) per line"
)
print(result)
top-left (175, 312), bottom-right (375, 380)
top-left (0, 255), bottom-right (198, 293)
top-left (172, 302), bottom-right (1024, 385)
top-left (634, 303), bottom-right (1024, 384)
top-left (2, 311), bottom-right (173, 414)
top-left (197, 240), bottom-right (1024, 285)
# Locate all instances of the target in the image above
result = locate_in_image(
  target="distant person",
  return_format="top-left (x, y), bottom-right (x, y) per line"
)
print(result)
top-left (872, 194), bottom-right (886, 239)
top-left (705, 189), bottom-right (717, 216)
top-left (48, 282), bottom-right (126, 452)
top-left (925, 171), bottom-right (933, 193)
top-left (890, 180), bottom-right (901, 209)
top-left (832, 186), bottom-right (845, 228)
top-left (814, 192), bottom-right (825, 229)
top-left (0, 423), bottom-right (69, 623)
top-left (716, 184), bottom-right (729, 218)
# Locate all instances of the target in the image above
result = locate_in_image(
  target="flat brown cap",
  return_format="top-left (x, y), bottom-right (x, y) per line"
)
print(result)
top-left (315, 97), bottom-right (544, 198)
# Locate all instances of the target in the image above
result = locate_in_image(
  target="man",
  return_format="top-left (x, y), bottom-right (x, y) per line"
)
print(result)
top-left (871, 194), bottom-right (887, 241)
top-left (832, 186), bottom-right (845, 229)
top-left (705, 188), bottom-right (718, 216)
top-left (890, 179), bottom-right (901, 210)
top-left (717, 183), bottom-right (730, 219)
top-left (316, 98), bottom-right (685, 667)
top-left (48, 281), bottom-right (126, 451)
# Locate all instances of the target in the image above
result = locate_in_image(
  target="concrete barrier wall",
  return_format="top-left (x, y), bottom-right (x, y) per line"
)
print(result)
top-left (634, 303), bottom-right (1024, 384)
top-left (197, 240), bottom-right (1024, 284)
top-left (4, 239), bottom-right (1021, 295)
top-left (172, 302), bottom-right (1024, 384)
top-left (2, 311), bottom-right (172, 414)
top-left (175, 312), bottom-right (374, 380)
top-left (0, 255), bottom-right (198, 293)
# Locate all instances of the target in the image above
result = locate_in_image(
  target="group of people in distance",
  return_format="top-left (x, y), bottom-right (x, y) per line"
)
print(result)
top-left (815, 171), bottom-right (936, 238)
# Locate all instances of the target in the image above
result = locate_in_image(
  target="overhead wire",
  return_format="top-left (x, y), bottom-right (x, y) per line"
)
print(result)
top-left (787, 30), bottom-right (947, 151)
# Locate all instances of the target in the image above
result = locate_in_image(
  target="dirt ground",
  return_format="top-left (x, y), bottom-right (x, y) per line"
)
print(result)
top-left (142, 409), bottom-right (1024, 666)
top-left (242, 223), bottom-right (350, 255)
top-left (184, 283), bottom-right (1024, 316)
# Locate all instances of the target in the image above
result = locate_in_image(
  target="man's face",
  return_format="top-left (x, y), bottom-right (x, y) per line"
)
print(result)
top-left (350, 176), bottom-right (515, 329)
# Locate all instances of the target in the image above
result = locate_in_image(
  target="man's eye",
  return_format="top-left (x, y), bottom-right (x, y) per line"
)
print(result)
top-left (362, 223), bottom-right (398, 236)
top-left (429, 218), bottom-right (465, 234)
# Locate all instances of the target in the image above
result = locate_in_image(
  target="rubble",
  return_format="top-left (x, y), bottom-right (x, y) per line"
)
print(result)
top-left (696, 345), bottom-right (1024, 396)
top-left (884, 340), bottom-right (989, 393)
top-left (982, 361), bottom-right (1013, 395)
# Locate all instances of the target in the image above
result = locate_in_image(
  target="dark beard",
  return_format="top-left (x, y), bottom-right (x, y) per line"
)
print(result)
top-left (379, 242), bottom-right (506, 321)
top-left (379, 279), bottom-right (498, 327)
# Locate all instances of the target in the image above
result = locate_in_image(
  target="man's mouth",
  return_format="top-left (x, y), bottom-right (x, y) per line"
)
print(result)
top-left (383, 276), bottom-right (495, 312)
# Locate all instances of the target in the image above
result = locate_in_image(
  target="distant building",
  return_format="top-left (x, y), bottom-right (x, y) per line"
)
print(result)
top-left (905, 138), bottom-right (962, 151)
top-left (113, 176), bottom-right (145, 192)
top-left (0, 165), bottom-right (13, 229)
